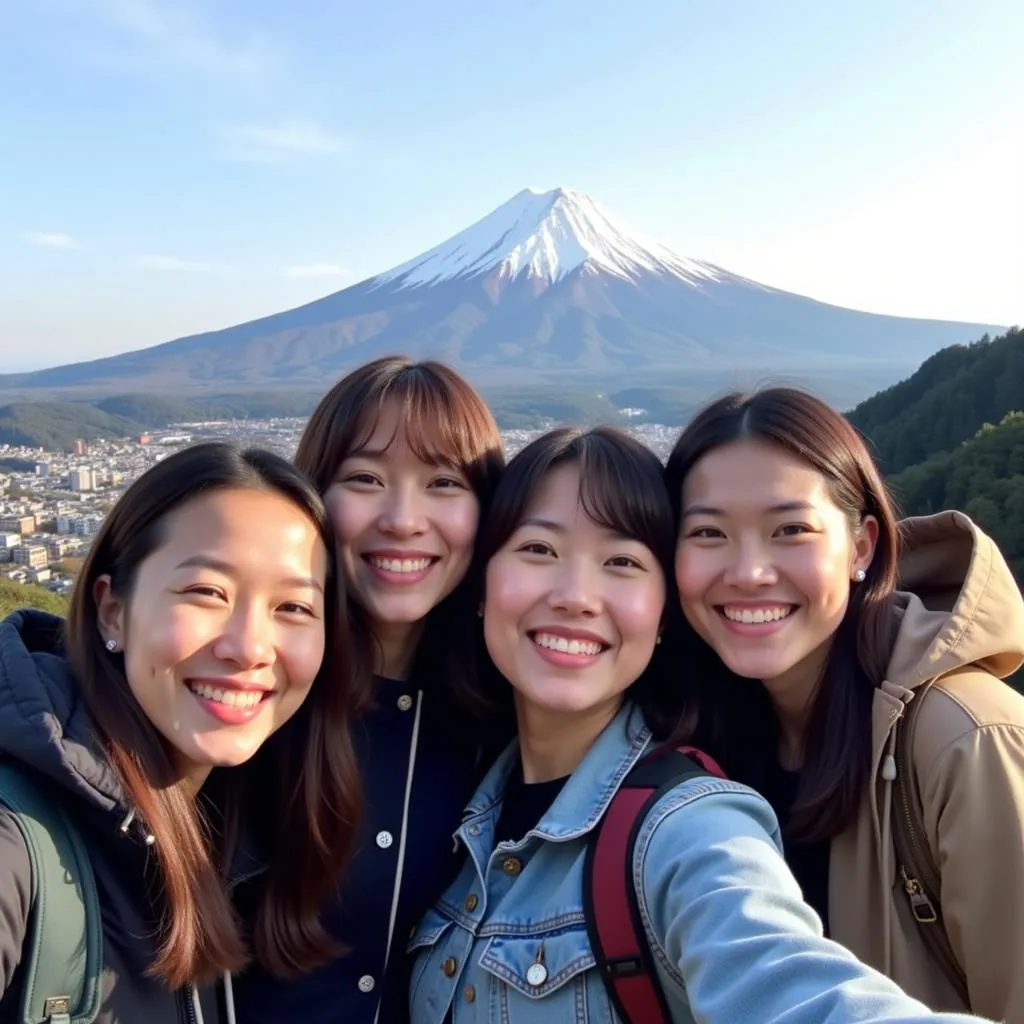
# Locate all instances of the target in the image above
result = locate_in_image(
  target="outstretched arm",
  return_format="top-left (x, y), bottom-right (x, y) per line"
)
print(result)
top-left (639, 782), bottom-right (985, 1024)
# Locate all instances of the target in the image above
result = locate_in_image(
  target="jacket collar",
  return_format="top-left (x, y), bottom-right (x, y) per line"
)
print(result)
top-left (464, 702), bottom-right (652, 842)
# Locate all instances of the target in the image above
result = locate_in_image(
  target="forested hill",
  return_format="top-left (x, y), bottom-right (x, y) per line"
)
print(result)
top-left (847, 326), bottom-right (1022, 474)
top-left (843, 325), bottom-right (1023, 586)
top-left (888, 411), bottom-right (1024, 583)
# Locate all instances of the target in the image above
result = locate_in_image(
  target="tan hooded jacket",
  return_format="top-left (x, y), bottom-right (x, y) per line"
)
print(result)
top-left (830, 511), bottom-right (1024, 1021)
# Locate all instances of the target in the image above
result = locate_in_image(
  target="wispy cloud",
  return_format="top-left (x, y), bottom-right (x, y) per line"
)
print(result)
top-left (25, 231), bottom-right (81, 249)
top-left (134, 254), bottom-right (225, 273)
top-left (283, 263), bottom-right (350, 280)
top-left (64, 0), bottom-right (280, 85)
top-left (216, 120), bottom-right (351, 163)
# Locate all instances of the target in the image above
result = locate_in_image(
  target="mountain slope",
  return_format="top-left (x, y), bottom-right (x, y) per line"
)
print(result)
top-left (0, 187), bottom-right (1006, 394)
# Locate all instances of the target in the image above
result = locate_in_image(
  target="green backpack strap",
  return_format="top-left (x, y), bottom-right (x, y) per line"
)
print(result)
top-left (0, 763), bottom-right (103, 1024)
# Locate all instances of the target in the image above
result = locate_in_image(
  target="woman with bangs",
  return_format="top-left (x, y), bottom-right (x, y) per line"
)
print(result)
top-left (408, 426), bottom-right (987, 1024)
top-left (232, 357), bottom-right (506, 1024)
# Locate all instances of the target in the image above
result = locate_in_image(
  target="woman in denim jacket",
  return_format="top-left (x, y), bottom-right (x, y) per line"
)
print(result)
top-left (409, 426), bottom-right (988, 1024)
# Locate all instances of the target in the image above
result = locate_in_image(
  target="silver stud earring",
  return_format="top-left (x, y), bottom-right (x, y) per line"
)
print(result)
top-left (105, 639), bottom-right (119, 652)
top-left (853, 569), bottom-right (866, 583)
top-left (655, 635), bottom-right (662, 645)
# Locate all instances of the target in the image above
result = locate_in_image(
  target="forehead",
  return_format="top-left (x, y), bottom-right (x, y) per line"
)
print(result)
top-left (684, 439), bottom-right (833, 508)
top-left (152, 488), bottom-right (322, 569)
top-left (350, 401), bottom-right (453, 464)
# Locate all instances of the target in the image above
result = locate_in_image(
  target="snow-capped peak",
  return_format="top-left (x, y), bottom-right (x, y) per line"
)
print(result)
top-left (373, 186), bottom-right (723, 289)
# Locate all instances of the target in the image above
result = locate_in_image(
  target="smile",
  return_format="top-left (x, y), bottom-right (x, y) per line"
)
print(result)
top-left (720, 605), bottom-right (795, 624)
top-left (364, 554), bottom-right (438, 574)
top-left (530, 631), bottom-right (608, 657)
top-left (187, 682), bottom-right (267, 708)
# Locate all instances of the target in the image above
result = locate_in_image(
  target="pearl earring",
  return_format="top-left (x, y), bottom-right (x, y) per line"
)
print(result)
top-left (853, 569), bottom-right (866, 583)
top-left (655, 635), bottom-right (662, 645)
top-left (105, 639), bottom-right (119, 652)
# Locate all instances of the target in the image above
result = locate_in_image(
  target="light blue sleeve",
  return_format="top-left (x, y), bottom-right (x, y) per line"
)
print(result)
top-left (638, 782), bottom-right (988, 1024)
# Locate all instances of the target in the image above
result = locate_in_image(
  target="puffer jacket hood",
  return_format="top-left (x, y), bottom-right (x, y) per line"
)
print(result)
top-left (0, 608), bottom-right (129, 821)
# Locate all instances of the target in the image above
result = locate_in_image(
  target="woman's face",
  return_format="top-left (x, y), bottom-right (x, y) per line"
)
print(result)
top-left (674, 438), bottom-right (876, 692)
top-left (324, 401), bottom-right (481, 630)
top-left (96, 487), bottom-right (328, 785)
top-left (484, 464), bottom-right (666, 721)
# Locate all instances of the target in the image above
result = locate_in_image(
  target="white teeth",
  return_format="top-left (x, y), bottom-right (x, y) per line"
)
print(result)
top-left (188, 683), bottom-right (263, 708)
top-left (368, 556), bottom-right (433, 574)
top-left (533, 632), bottom-right (604, 656)
top-left (723, 606), bottom-right (793, 624)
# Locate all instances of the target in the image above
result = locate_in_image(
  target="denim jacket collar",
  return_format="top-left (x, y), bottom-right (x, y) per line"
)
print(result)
top-left (462, 702), bottom-right (652, 843)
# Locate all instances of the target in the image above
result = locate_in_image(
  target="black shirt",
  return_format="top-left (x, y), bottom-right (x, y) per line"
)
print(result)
top-left (760, 764), bottom-right (831, 933)
top-left (232, 675), bottom-right (496, 1024)
top-left (494, 762), bottom-right (570, 844)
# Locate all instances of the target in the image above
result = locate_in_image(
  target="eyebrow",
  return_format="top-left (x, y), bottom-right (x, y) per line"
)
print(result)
top-left (173, 555), bottom-right (323, 593)
top-left (346, 448), bottom-right (458, 469)
top-left (682, 500), bottom-right (817, 517)
top-left (518, 517), bottom-right (638, 542)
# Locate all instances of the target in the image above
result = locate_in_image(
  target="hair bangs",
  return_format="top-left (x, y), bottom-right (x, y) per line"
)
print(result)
top-left (573, 434), bottom-right (674, 568)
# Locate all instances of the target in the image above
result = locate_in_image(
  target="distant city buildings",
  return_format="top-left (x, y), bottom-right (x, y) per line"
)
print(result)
top-left (1, 416), bottom-right (681, 598)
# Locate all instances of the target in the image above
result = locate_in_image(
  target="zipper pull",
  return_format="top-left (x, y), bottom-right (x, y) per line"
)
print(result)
top-left (900, 866), bottom-right (939, 923)
top-left (881, 753), bottom-right (896, 781)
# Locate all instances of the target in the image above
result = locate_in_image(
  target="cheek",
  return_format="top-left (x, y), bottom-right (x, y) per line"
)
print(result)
top-left (799, 540), bottom-right (853, 604)
top-left (674, 545), bottom-right (709, 604)
top-left (279, 627), bottom-right (327, 692)
top-left (324, 488), bottom-right (369, 548)
top-left (126, 603), bottom-right (212, 673)
top-left (617, 579), bottom-right (666, 644)
top-left (440, 498), bottom-right (480, 558)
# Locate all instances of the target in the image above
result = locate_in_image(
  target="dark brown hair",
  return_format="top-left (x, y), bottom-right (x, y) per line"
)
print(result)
top-left (664, 388), bottom-right (900, 841)
top-left (294, 356), bottom-right (505, 714)
top-left (65, 443), bottom-right (360, 985)
top-left (470, 426), bottom-right (693, 738)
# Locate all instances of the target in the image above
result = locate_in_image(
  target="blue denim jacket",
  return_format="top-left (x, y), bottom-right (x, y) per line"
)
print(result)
top-left (409, 704), bottom-right (986, 1024)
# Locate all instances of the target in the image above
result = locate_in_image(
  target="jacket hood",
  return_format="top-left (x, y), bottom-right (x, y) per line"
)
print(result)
top-left (886, 511), bottom-right (1024, 689)
top-left (0, 608), bottom-right (127, 818)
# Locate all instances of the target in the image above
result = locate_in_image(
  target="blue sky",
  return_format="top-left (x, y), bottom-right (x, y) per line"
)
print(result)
top-left (2, 0), bottom-right (1021, 370)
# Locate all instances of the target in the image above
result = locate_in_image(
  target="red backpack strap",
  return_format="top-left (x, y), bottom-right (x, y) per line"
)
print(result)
top-left (583, 744), bottom-right (726, 1023)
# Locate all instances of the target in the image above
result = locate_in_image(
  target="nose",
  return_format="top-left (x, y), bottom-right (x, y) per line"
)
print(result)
top-left (548, 558), bottom-right (602, 617)
top-left (213, 603), bottom-right (274, 669)
top-left (722, 539), bottom-right (778, 589)
top-left (377, 484), bottom-right (427, 538)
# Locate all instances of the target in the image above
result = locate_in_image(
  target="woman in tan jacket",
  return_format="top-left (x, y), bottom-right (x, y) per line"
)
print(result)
top-left (664, 387), bottom-right (1024, 1021)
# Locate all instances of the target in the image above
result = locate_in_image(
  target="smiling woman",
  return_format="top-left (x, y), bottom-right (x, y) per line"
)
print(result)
top-left (0, 442), bottom-right (359, 1024)
top-left (664, 388), bottom-right (1024, 1018)
top-left (231, 356), bottom-right (507, 1024)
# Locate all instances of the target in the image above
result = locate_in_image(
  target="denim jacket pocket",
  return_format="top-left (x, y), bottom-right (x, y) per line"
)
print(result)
top-left (478, 929), bottom-right (612, 1022)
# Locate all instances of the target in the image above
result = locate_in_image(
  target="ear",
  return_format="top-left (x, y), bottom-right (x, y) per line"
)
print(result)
top-left (93, 575), bottom-right (126, 650)
top-left (852, 515), bottom-right (880, 578)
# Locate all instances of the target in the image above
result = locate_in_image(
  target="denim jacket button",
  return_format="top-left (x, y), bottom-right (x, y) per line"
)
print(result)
top-left (464, 984), bottom-right (476, 1003)
top-left (467, 823), bottom-right (482, 836)
top-left (464, 893), bottom-right (478, 911)
top-left (442, 957), bottom-right (458, 977)
top-left (526, 962), bottom-right (548, 987)
top-left (501, 856), bottom-right (523, 876)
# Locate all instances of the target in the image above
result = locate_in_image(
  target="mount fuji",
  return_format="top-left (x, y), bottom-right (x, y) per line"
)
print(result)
top-left (2, 187), bottom-right (1005, 393)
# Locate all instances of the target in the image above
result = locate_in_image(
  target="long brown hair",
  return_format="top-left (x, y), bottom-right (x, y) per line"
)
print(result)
top-left (466, 426), bottom-right (693, 738)
top-left (65, 442), bottom-right (360, 985)
top-left (664, 388), bottom-right (900, 841)
top-left (294, 356), bottom-right (505, 713)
